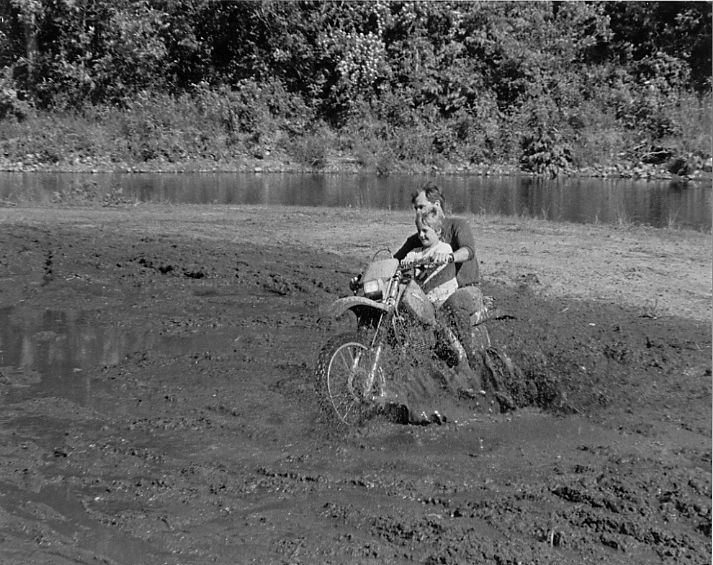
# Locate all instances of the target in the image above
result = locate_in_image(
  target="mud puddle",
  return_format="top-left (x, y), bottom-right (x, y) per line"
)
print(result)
top-left (0, 306), bottom-right (251, 563)
top-left (0, 305), bottom-right (240, 405)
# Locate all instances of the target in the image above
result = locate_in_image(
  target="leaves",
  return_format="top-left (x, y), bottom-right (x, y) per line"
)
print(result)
top-left (0, 0), bottom-right (709, 167)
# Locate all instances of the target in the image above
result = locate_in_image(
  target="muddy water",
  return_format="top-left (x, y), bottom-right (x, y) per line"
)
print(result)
top-left (0, 305), bottom-right (234, 405)
top-left (1, 171), bottom-right (710, 229)
top-left (0, 307), bottom-right (235, 563)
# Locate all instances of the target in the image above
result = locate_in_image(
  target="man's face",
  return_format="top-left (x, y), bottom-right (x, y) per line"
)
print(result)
top-left (413, 192), bottom-right (439, 214)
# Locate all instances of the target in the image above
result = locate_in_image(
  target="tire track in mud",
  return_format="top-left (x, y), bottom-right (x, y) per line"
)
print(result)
top-left (232, 429), bottom-right (710, 563)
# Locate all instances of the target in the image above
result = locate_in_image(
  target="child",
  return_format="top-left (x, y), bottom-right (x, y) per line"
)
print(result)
top-left (400, 210), bottom-right (458, 308)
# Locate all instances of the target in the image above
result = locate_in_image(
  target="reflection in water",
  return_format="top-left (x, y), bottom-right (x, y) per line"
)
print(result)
top-left (0, 172), bottom-right (710, 229)
top-left (0, 307), bottom-right (137, 405)
top-left (0, 306), bottom-right (229, 406)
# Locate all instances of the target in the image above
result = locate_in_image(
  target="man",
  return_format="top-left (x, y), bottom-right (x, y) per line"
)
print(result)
top-left (394, 182), bottom-right (488, 388)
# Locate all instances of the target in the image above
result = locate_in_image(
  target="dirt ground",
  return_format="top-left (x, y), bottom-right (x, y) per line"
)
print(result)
top-left (0, 203), bottom-right (710, 564)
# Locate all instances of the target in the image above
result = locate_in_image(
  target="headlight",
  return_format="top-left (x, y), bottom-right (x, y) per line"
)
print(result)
top-left (363, 279), bottom-right (382, 299)
top-left (349, 274), bottom-right (362, 293)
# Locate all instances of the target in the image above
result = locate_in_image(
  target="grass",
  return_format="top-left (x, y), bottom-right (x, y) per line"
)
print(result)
top-left (615, 207), bottom-right (631, 228)
top-left (639, 298), bottom-right (662, 320)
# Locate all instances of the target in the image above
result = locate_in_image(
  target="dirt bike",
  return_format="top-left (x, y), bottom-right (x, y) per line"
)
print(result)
top-left (315, 250), bottom-right (493, 426)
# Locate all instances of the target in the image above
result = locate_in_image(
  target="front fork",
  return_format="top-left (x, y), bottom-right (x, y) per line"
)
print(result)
top-left (358, 311), bottom-right (392, 399)
top-left (356, 275), bottom-right (401, 400)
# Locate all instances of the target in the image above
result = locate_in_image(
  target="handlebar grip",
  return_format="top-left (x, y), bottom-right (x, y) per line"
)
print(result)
top-left (401, 255), bottom-right (452, 268)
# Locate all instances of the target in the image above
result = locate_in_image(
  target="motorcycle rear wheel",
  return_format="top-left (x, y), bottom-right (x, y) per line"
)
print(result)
top-left (315, 332), bottom-right (384, 426)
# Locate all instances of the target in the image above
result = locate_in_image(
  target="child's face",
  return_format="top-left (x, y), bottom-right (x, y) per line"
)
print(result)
top-left (417, 225), bottom-right (440, 248)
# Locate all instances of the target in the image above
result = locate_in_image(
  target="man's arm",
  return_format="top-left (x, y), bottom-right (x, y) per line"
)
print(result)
top-left (448, 219), bottom-right (475, 263)
top-left (451, 246), bottom-right (471, 264)
top-left (428, 218), bottom-right (475, 265)
top-left (449, 218), bottom-right (480, 285)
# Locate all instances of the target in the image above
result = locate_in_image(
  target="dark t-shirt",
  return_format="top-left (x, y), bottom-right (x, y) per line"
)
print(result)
top-left (394, 217), bottom-right (479, 286)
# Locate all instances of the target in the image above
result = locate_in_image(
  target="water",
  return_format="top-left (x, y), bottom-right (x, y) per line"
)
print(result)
top-left (0, 305), bottom-right (182, 563)
top-left (0, 305), bottom-right (234, 406)
top-left (0, 171), bottom-right (710, 230)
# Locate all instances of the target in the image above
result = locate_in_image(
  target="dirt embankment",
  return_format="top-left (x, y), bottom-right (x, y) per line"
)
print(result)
top-left (0, 204), bottom-right (710, 564)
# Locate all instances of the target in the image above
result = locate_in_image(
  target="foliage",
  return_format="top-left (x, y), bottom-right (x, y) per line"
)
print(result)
top-left (520, 126), bottom-right (573, 177)
top-left (0, 1), bottom-right (710, 172)
top-left (0, 67), bottom-right (31, 120)
top-left (603, 2), bottom-right (712, 92)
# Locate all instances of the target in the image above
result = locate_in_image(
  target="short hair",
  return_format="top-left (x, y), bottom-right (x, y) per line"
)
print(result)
top-left (415, 209), bottom-right (443, 234)
top-left (411, 181), bottom-right (446, 210)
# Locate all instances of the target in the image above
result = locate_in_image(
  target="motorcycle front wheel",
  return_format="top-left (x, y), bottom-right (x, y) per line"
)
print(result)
top-left (315, 332), bottom-right (384, 426)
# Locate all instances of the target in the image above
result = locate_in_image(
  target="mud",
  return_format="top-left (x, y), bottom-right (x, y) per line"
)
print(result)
top-left (0, 206), bottom-right (710, 564)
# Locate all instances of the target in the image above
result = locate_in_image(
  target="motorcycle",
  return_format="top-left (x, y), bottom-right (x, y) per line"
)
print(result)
top-left (315, 250), bottom-right (493, 426)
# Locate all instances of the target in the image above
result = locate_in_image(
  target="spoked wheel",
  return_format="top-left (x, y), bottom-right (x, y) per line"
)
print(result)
top-left (315, 333), bottom-right (383, 426)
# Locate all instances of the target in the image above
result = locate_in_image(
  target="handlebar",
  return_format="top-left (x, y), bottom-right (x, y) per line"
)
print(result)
top-left (349, 254), bottom-right (453, 294)
top-left (398, 253), bottom-right (454, 271)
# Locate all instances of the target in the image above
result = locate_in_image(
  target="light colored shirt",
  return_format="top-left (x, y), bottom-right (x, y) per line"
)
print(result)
top-left (402, 241), bottom-right (458, 307)
top-left (394, 217), bottom-right (479, 286)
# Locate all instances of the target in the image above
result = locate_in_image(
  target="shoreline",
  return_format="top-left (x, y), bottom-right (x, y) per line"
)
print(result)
top-left (1, 156), bottom-right (711, 183)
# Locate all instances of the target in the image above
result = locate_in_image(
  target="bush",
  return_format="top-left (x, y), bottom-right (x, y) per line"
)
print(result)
top-left (281, 124), bottom-right (333, 169)
top-left (0, 80), bottom-right (709, 173)
top-left (0, 71), bottom-right (31, 121)
top-left (657, 91), bottom-right (712, 157)
top-left (520, 127), bottom-right (573, 177)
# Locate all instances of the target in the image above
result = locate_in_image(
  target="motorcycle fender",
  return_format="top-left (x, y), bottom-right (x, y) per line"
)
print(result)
top-left (321, 296), bottom-right (388, 320)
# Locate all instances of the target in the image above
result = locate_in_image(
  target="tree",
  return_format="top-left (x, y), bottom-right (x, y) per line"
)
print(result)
top-left (604, 2), bottom-right (712, 92)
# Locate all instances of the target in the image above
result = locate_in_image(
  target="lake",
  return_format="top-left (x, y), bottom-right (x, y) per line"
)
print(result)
top-left (0, 172), bottom-right (710, 230)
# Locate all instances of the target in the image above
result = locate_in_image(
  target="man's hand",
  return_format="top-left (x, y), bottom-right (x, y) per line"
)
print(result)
top-left (430, 252), bottom-right (454, 265)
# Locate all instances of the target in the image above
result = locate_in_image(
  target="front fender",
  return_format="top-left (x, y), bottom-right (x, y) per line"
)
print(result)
top-left (320, 296), bottom-right (389, 320)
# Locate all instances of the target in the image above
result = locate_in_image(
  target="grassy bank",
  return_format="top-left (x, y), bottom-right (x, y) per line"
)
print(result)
top-left (1, 89), bottom-right (711, 181)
